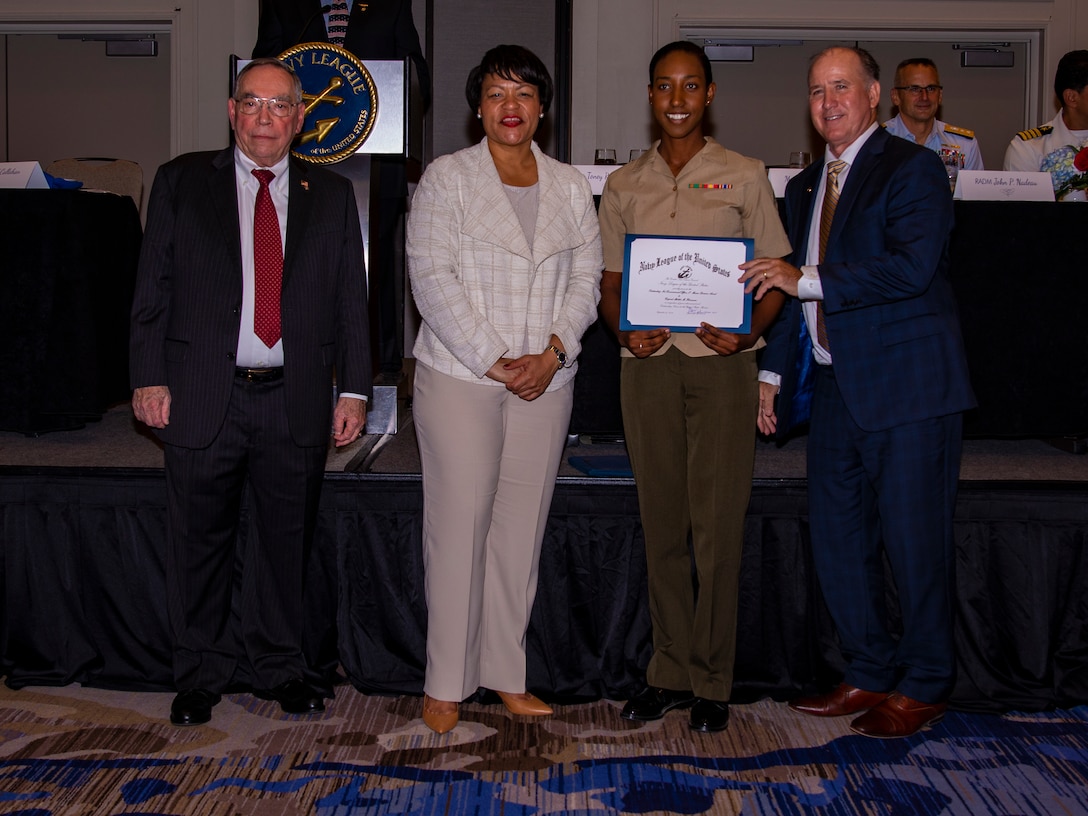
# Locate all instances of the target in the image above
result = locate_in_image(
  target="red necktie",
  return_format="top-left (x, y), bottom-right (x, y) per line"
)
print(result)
top-left (252, 169), bottom-right (282, 348)
top-left (816, 160), bottom-right (846, 351)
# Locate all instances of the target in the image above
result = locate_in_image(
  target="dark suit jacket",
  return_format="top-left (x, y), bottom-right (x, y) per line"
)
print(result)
top-left (761, 126), bottom-right (976, 435)
top-left (129, 147), bottom-right (371, 449)
top-left (252, 0), bottom-right (431, 110)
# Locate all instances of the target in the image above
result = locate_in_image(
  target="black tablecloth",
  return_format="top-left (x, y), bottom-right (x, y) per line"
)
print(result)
top-left (572, 200), bottom-right (1088, 439)
top-left (4, 471), bottom-right (1087, 713)
top-left (950, 201), bottom-right (1088, 437)
top-left (0, 190), bottom-right (141, 434)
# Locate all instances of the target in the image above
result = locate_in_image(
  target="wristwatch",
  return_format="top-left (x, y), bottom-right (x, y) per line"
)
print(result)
top-left (546, 344), bottom-right (569, 369)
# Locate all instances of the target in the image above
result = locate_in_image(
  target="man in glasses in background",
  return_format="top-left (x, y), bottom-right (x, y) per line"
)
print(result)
top-left (130, 58), bottom-right (371, 726)
top-left (883, 57), bottom-right (984, 170)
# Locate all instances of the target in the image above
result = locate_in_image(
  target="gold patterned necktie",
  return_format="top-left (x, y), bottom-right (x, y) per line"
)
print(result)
top-left (252, 169), bottom-right (282, 349)
top-left (327, 0), bottom-right (349, 47)
top-left (816, 159), bottom-right (846, 351)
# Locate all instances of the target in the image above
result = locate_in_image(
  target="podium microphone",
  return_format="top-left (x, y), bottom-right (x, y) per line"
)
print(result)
top-left (293, 4), bottom-right (333, 47)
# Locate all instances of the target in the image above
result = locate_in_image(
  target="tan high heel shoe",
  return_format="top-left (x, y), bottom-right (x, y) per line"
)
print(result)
top-left (497, 691), bottom-right (553, 716)
top-left (422, 694), bottom-right (459, 734)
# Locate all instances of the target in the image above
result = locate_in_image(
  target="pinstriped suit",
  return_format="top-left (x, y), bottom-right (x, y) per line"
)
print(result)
top-left (761, 127), bottom-right (975, 703)
top-left (130, 147), bottom-right (370, 691)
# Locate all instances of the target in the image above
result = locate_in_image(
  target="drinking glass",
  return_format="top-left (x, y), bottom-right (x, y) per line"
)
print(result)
top-left (628, 149), bottom-right (647, 162)
top-left (788, 151), bottom-right (812, 168)
top-left (594, 148), bottom-right (617, 166)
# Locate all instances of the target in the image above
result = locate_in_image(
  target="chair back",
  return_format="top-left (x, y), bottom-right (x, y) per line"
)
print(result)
top-left (45, 158), bottom-right (143, 209)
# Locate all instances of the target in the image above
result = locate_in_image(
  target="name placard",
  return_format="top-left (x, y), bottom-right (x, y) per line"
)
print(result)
top-left (954, 170), bottom-right (1054, 201)
top-left (0, 161), bottom-right (49, 189)
top-left (767, 167), bottom-right (804, 197)
top-left (575, 164), bottom-right (622, 196)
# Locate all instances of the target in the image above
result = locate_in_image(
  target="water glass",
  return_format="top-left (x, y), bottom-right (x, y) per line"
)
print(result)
top-left (594, 148), bottom-right (617, 166)
top-left (788, 151), bottom-right (812, 168)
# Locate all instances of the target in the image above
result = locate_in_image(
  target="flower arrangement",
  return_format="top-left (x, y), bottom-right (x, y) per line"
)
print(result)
top-left (1040, 142), bottom-right (1088, 200)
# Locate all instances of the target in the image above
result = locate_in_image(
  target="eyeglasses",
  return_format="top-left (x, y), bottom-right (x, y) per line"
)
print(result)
top-left (234, 96), bottom-right (298, 118)
top-left (893, 85), bottom-right (943, 96)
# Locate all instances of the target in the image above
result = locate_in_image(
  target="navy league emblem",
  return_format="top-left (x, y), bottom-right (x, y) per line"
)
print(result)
top-left (278, 42), bottom-right (378, 164)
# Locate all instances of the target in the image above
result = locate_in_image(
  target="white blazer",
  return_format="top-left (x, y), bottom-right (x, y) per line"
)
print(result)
top-left (407, 138), bottom-right (603, 387)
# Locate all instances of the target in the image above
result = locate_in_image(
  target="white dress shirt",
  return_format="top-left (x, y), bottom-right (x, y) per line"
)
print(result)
top-left (234, 148), bottom-right (289, 369)
top-left (760, 122), bottom-right (879, 386)
top-left (233, 148), bottom-right (366, 401)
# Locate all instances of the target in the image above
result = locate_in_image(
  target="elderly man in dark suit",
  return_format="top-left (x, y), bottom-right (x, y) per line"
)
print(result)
top-left (130, 58), bottom-right (371, 726)
top-left (252, 0), bottom-right (431, 381)
top-left (740, 46), bottom-right (975, 739)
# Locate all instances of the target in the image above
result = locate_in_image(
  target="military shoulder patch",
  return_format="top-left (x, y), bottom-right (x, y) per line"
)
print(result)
top-left (944, 124), bottom-right (975, 139)
top-left (1016, 125), bottom-right (1054, 141)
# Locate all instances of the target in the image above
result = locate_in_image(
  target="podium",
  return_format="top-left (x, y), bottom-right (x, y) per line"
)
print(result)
top-left (234, 48), bottom-right (413, 432)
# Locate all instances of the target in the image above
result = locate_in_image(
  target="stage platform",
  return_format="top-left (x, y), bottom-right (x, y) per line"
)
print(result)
top-left (2, 399), bottom-right (1087, 714)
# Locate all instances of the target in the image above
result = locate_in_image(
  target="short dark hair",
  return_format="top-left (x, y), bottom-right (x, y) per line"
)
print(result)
top-left (895, 57), bottom-right (938, 82)
top-left (465, 44), bottom-right (553, 113)
top-left (810, 46), bottom-right (880, 85)
top-left (648, 40), bottom-right (713, 86)
top-left (235, 57), bottom-right (303, 103)
top-left (1054, 49), bottom-right (1088, 100)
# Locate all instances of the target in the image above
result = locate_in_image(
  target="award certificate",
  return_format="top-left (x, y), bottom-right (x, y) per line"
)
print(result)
top-left (619, 234), bottom-right (753, 332)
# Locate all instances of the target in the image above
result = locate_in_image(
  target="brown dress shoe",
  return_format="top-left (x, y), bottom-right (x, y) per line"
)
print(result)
top-left (849, 692), bottom-right (946, 738)
top-left (496, 691), bottom-right (553, 717)
top-left (422, 694), bottom-right (459, 734)
top-left (789, 683), bottom-right (889, 717)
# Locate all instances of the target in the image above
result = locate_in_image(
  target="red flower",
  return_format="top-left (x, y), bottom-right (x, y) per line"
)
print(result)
top-left (1074, 146), bottom-right (1088, 173)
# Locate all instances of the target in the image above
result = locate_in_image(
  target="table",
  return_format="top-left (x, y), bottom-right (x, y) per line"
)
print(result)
top-left (0, 190), bottom-right (142, 434)
top-left (571, 200), bottom-right (1088, 439)
top-left (949, 200), bottom-right (1088, 437)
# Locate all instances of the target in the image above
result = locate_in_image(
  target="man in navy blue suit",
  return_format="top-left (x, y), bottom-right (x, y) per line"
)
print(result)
top-left (740, 46), bottom-right (975, 739)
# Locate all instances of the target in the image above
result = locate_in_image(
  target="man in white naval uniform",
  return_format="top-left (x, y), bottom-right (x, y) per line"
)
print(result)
top-left (1004, 50), bottom-right (1088, 173)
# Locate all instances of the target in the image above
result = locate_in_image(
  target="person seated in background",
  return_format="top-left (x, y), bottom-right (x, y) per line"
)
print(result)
top-left (883, 57), bottom-right (984, 170)
top-left (1004, 49), bottom-right (1088, 173)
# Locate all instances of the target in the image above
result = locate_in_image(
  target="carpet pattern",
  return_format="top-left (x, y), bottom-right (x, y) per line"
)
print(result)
top-left (2, 684), bottom-right (1087, 815)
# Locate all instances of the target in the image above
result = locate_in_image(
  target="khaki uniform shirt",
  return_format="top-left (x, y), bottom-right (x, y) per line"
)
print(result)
top-left (599, 137), bottom-right (791, 357)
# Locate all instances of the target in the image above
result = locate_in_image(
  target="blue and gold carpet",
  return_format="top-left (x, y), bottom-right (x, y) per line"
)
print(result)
top-left (2, 684), bottom-right (1087, 814)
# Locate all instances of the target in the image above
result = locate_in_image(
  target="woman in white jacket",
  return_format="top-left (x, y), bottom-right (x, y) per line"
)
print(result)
top-left (406, 44), bottom-right (603, 734)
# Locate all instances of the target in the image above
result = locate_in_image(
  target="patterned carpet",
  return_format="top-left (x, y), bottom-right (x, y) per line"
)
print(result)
top-left (2, 683), bottom-right (1087, 815)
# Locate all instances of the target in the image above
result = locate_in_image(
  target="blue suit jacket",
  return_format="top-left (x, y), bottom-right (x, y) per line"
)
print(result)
top-left (129, 148), bottom-right (372, 449)
top-left (761, 127), bottom-right (976, 435)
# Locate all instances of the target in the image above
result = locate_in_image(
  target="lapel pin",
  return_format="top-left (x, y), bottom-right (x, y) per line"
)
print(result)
top-left (301, 180), bottom-right (310, 191)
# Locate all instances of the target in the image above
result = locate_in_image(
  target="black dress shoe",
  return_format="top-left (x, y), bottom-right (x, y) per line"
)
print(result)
top-left (620, 686), bottom-right (696, 721)
top-left (689, 698), bottom-right (730, 732)
top-left (170, 689), bottom-right (221, 726)
top-left (254, 678), bottom-right (326, 715)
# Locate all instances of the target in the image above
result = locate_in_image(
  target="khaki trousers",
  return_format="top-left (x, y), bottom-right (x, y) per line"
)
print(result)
top-left (621, 348), bottom-right (757, 700)
top-left (414, 363), bottom-right (573, 701)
